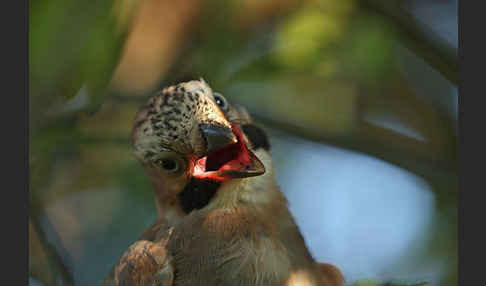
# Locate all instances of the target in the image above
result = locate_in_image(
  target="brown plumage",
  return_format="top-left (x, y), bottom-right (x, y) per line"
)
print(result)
top-left (102, 79), bottom-right (344, 286)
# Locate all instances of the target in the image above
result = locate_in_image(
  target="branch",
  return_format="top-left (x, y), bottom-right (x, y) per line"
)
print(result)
top-left (360, 0), bottom-right (458, 86)
top-left (29, 209), bottom-right (75, 286)
top-left (251, 112), bottom-right (457, 186)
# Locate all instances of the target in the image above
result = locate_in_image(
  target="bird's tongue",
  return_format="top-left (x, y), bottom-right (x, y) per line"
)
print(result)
top-left (194, 125), bottom-right (265, 181)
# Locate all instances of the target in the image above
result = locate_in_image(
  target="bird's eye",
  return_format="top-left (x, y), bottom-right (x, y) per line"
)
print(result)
top-left (213, 93), bottom-right (229, 112)
top-left (155, 158), bottom-right (179, 172)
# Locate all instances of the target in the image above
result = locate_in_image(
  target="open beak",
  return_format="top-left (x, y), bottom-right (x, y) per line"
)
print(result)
top-left (195, 124), bottom-right (265, 181)
top-left (200, 124), bottom-right (238, 154)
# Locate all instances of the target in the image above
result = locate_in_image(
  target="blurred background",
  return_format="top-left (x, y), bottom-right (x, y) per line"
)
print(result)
top-left (29, 0), bottom-right (458, 285)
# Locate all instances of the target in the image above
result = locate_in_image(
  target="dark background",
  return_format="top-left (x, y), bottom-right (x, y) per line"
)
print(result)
top-left (29, 0), bottom-right (458, 285)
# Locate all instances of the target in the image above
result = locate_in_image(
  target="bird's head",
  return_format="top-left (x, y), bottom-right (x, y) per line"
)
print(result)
top-left (131, 79), bottom-right (270, 221)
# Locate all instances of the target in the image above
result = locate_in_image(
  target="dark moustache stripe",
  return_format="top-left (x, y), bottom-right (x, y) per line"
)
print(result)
top-left (178, 178), bottom-right (220, 214)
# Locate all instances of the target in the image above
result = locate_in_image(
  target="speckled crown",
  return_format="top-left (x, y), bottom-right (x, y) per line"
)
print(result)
top-left (131, 79), bottom-right (232, 162)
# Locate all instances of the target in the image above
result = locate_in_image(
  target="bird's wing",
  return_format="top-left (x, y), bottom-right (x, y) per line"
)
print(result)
top-left (101, 219), bottom-right (174, 286)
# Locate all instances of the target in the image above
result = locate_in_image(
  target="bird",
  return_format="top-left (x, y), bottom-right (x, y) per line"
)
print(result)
top-left (101, 79), bottom-right (344, 286)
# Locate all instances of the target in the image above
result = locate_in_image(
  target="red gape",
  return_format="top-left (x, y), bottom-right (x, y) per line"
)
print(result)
top-left (193, 125), bottom-right (258, 181)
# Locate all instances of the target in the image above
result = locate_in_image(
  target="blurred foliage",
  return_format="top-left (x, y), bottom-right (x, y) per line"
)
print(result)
top-left (29, 0), bottom-right (140, 284)
top-left (274, 6), bottom-right (347, 68)
top-left (29, 0), bottom-right (138, 208)
top-left (29, 0), bottom-right (132, 124)
top-left (29, 0), bottom-right (457, 285)
top-left (224, 76), bottom-right (358, 135)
